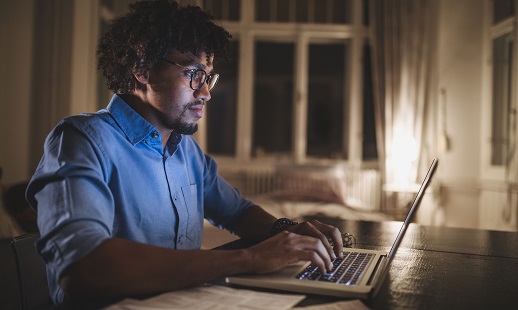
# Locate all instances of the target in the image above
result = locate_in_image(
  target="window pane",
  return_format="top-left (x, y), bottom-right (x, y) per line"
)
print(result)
top-left (491, 33), bottom-right (513, 166)
top-left (206, 41), bottom-right (239, 156)
top-left (362, 0), bottom-right (369, 26)
top-left (296, 0), bottom-right (309, 23)
top-left (332, 0), bottom-right (350, 24)
top-left (277, 0), bottom-right (291, 22)
top-left (255, 0), bottom-right (271, 21)
top-left (306, 43), bottom-right (347, 158)
top-left (203, 0), bottom-right (241, 21)
top-left (252, 42), bottom-right (294, 157)
top-left (315, 0), bottom-right (351, 24)
top-left (227, 0), bottom-right (240, 21)
top-left (255, 0), bottom-right (350, 24)
top-left (314, 0), bottom-right (328, 23)
top-left (493, 0), bottom-right (514, 24)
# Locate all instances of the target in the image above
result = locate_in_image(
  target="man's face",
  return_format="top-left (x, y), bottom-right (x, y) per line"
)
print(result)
top-left (144, 51), bottom-right (214, 135)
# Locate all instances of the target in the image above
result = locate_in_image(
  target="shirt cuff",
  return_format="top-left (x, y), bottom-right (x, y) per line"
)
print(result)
top-left (37, 219), bottom-right (111, 281)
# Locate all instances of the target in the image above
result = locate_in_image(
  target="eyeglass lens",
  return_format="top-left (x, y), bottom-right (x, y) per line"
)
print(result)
top-left (192, 71), bottom-right (219, 91)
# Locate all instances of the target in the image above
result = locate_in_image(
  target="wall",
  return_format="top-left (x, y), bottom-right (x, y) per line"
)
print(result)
top-left (431, 0), bottom-right (485, 229)
top-left (0, 0), bottom-right (98, 185)
top-left (0, 1), bottom-right (34, 184)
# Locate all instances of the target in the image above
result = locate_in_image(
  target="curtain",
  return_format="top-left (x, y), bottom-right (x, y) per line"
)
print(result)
top-left (505, 87), bottom-right (518, 228)
top-left (369, 0), bottom-right (437, 189)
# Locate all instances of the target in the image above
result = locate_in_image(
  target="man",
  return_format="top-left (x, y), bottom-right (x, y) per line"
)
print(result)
top-left (27, 0), bottom-right (344, 305)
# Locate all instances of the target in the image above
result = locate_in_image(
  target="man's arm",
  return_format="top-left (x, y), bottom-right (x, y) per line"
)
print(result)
top-left (60, 231), bottom-right (332, 301)
top-left (60, 206), bottom-right (344, 302)
top-left (234, 204), bottom-right (277, 240)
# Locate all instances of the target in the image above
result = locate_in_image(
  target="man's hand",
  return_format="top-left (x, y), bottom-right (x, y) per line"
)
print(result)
top-left (245, 231), bottom-right (334, 274)
top-left (244, 219), bottom-right (344, 274)
top-left (285, 220), bottom-right (344, 260)
top-left (235, 206), bottom-right (345, 275)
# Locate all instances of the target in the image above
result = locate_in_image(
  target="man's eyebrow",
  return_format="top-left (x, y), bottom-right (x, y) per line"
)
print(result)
top-left (183, 59), bottom-right (214, 73)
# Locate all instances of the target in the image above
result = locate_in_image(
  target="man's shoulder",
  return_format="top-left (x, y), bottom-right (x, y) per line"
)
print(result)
top-left (46, 111), bottom-right (123, 148)
top-left (60, 110), bottom-right (117, 134)
top-left (62, 110), bottom-right (110, 126)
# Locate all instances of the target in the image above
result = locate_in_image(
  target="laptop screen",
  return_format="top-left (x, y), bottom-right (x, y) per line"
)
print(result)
top-left (386, 159), bottom-right (438, 266)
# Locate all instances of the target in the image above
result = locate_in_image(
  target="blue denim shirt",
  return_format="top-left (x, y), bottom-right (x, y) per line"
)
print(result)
top-left (26, 94), bottom-right (254, 304)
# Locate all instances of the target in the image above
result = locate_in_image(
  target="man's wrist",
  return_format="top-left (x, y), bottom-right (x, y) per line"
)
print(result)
top-left (270, 218), bottom-right (298, 236)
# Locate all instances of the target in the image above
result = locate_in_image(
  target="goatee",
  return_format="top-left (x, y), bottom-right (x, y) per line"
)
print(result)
top-left (175, 123), bottom-right (198, 135)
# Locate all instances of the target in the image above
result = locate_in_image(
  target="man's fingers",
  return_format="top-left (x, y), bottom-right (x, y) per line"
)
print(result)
top-left (305, 220), bottom-right (344, 259)
top-left (296, 234), bottom-right (334, 272)
top-left (251, 222), bottom-right (347, 274)
top-left (249, 232), bottom-right (332, 273)
top-left (296, 222), bottom-right (336, 260)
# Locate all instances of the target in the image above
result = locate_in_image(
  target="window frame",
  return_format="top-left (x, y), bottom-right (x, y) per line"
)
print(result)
top-left (481, 0), bottom-right (517, 180)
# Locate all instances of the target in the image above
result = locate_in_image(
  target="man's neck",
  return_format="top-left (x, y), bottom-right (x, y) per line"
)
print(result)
top-left (119, 93), bottom-right (172, 148)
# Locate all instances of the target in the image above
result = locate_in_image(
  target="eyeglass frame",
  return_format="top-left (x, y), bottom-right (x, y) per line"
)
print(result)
top-left (160, 58), bottom-right (219, 91)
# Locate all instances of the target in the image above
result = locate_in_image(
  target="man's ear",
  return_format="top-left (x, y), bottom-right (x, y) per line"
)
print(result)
top-left (133, 69), bottom-right (150, 84)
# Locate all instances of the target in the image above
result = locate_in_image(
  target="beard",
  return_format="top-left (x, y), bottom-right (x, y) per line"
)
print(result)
top-left (174, 122), bottom-right (198, 135)
top-left (172, 101), bottom-right (203, 135)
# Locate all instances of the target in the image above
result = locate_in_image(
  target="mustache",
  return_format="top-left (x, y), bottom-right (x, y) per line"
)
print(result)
top-left (186, 101), bottom-right (205, 108)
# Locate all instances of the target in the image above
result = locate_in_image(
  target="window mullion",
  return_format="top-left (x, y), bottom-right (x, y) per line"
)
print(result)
top-left (234, 0), bottom-right (253, 162)
top-left (294, 34), bottom-right (308, 163)
top-left (236, 32), bottom-right (254, 162)
top-left (347, 0), bottom-right (364, 163)
top-left (347, 38), bottom-right (363, 163)
top-left (241, 0), bottom-right (254, 23)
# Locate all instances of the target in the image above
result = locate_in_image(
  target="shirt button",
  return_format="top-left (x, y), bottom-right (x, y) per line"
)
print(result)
top-left (151, 132), bottom-right (159, 138)
top-left (173, 195), bottom-right (178, 201)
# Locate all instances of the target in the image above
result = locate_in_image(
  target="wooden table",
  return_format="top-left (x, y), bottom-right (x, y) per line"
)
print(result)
top-left (220, 219), bottom-right (518, 309)
top-left (39, 220), bottom-right (518, 309)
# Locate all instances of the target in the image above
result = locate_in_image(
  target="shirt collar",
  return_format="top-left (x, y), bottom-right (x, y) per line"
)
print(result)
top-left (106, 94), bottom-right (162, 146)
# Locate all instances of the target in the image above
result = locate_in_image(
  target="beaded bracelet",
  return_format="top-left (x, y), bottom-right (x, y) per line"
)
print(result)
top-left (271, 218), bottom-right (356, 248)
top-left (328, 232), bottom-right (357, 248)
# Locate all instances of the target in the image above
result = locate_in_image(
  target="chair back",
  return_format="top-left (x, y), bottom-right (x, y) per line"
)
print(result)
top-left (11, 233), bottom-right (55, 310)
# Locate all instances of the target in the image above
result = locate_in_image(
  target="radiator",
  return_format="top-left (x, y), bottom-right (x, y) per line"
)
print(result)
top-left (226, 165), bottom-right (381, 211)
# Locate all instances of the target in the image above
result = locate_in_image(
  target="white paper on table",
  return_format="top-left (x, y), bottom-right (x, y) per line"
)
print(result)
top-left (296, 299), bottom-right (371, 310)
top-left (102, 285), bottom-right (306, 310)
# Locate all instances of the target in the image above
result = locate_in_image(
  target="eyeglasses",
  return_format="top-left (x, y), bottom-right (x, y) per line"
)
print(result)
top-left (160, 58), bottom-right (219, 91)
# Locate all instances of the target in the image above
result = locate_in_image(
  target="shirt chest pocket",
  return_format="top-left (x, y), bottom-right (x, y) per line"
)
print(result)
top-left (180, 184), bottom-right (203, 247)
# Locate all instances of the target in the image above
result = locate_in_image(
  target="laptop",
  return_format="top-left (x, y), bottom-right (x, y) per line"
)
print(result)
top-left (226, 158), bottom-right (438, 299)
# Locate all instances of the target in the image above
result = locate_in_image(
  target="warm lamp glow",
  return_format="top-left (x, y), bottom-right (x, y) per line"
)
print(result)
top-left (391, 134), bottom-right (418, 185)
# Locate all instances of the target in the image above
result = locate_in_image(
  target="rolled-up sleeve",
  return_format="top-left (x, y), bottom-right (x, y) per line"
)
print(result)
top-left (27, 121), bottom-right (114, 303)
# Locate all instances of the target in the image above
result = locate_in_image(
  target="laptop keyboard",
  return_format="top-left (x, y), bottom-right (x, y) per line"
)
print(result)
top-left (295, 252), bottom-right (374, 285)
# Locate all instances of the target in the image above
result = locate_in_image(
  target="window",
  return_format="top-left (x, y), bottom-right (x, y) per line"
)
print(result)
top-left (202, 0), bottom-right (373, 164)
top-left (491, 32), bottom-right (513, 166)
top-left (484, 0), bottom-right (516, 173)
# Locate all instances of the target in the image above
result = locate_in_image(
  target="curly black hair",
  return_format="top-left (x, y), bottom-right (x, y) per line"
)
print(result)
top-left (97, 0), bottom-right (232, 94)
